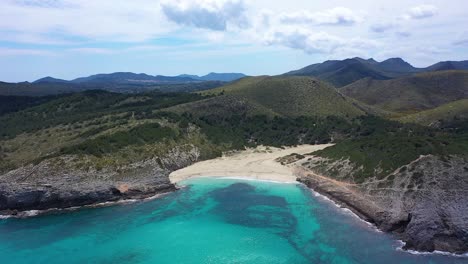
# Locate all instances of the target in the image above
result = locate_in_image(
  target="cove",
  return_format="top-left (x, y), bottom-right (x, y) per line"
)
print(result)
top-left (0, 178), bottom-right (465, 264)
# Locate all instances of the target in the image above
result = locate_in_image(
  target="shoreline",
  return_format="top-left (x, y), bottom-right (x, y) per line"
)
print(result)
top-left (304, 184), bottom-right (381, 231)
top-left (2, 144), bottom-right (466, 257)
top-left (311, 183), bottom-right (468, 258)
top-left (0, 189), bottom-right (174, 219)
top-left (178, 176), bottom-right (300, 185)
top-left (169, 144), bottom-right (333, 184)
top-left (169, 144), bottom-right (468, 256)
top-left (295, 172), bottom-right (468, 257)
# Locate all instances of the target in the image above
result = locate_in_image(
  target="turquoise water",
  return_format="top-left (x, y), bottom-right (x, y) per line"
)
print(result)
top-left (0, 178), bottom-right (465, 264)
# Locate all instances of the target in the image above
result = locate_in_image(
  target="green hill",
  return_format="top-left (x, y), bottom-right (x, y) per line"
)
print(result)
top-left (168, 94), bottom-right (278, 117)
top-left (340, 70), bottom-right (468, 113)
top-left (396, 99), bottom-right (468, 126)
top-left (198, 76), bottom-right (365, 118)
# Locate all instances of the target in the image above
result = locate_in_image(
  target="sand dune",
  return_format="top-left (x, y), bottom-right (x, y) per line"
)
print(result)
top-left (169, 144), bottom-right (332, 184)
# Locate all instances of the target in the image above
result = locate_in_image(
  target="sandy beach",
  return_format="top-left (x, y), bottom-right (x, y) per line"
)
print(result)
top-left (169, 144), bottom-right (333, 184)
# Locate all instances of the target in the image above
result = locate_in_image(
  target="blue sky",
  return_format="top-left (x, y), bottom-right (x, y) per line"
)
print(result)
top-left (1, 0), bottom-right (468, 82)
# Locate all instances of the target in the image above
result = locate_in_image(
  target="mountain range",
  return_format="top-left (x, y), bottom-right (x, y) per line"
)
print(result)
top-left (34, 72), bottom-right (247, 84)
top-left (285, 57), bottom-right (468, 87)
top-left (340, 70), bottom-right (468, 112)
top-left (3, 57), bottom-right (468, 97)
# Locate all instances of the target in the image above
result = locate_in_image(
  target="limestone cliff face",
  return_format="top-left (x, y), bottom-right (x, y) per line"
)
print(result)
top-left (0, 145), bottom-right (200, 213)
top-left (298, 154), bottom-right (468, 254)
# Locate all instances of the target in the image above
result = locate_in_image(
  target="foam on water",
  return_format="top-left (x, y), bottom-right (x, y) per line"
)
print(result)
top-left (1, 193), bottom-right (170, 219)
top-left (309, 188), bottom-right (383, 232)
top-left (396, 241), bottom-right (468, 258)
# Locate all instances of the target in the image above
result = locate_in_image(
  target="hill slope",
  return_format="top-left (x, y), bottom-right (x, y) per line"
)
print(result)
top-left (340, 70), bottom-right (468, 112)
top-left (199, 76), bottom-right (366, 118)
top-left (426, 61), bottom-right (468, 71)
top-left (397, 99), bottom-right (468, 127)
top-left (0, 80), bottom-right (224, 96)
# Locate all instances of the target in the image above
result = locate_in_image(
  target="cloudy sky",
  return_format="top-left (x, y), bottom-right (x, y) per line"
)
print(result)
top-left (1, 0), bottom-right (468, 82)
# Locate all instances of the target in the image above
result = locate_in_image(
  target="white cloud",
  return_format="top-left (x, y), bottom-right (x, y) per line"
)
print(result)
top-left (0, 47), bottom-right (54, 56)
top-left (396, 31), bottom-right (411, 38)
top-left (250, 7), bottom-right (374, 56)
top-left (264, 28), bottom-right (377, 55)
top-left (160, 0), bottom-right (248, 31)
top-left (370, 23), bottom-right (394, 33)
top-left (0, 31), bottom-right (77, 45)
top-left (453, 32), bottom-right (468, 46)
top-left (405, 5), bottom-right (438, 19)
top-left (0, 0), bottom-right (174, 42)
top-left (454, 39), bottom-right (468, 46)
top-left (15, 0), bottom-right (73, 8)
top-left (280, 7), bottom-right (361, 26)
top-left (265, 30), bottom-right (340, 54)
top-left (1, 0), bottom-right (468, 79)
top-left (67, 47), bottom-right (115, 54)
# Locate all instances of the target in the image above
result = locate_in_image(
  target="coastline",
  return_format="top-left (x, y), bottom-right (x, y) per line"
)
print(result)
top-left (2, 144), bottom-right (466, 256)
top-left (295, 170), bottom-right (468, 257)
top-left (0, 185), bottom-right (176, 219)
top-left (303, 180), bottom-right (468, 258)
top-left (0, 188), bottom-right (175, 219)
top-left (170, 144), bottom-right (468, 256)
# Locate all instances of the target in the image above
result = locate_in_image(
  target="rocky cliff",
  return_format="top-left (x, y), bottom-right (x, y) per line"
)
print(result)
top-left (0, 145), bottom-right (200, 215)
top-left (296, 154), bottom-right (468, 254)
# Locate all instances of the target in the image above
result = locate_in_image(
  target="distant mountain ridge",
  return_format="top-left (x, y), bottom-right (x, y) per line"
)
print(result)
top-left (33, 77), bottom-right (69, 84)
top-left (340, 70), bottom-right (468, 112)
top-left (33, 72), bottom-right (247, 84)
top-left (71, 72), bottom-right (196, 84)
top-left (285, 57), bottom-right (468, 87)
top-left (178, 72), bottom-right (247, 82)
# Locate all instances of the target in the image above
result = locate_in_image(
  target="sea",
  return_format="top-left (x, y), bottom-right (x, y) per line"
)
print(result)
top-left (0, 177), bottom-right (466, 264)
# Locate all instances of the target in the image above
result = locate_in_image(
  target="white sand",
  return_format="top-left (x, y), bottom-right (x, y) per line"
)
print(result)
top-left (169, 144), bottom-right (332, 184)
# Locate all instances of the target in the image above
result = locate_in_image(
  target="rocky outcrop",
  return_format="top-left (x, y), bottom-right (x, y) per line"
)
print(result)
top-left (296, 154), bottom-right (468, 254)
top-left (0, 182), bottom-right (176, 214)
top-left (0, 145), bottom-right (200, 215)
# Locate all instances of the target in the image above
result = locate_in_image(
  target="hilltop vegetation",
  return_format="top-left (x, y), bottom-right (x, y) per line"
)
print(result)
top-left (397, 99), bottom-right (468, 127)
top-left (200, 76), bottom-right (365, 118)
top-left (168, 95), bottom-right (278, 118)
top-left (0, 90), bottom-right (206, 139)
top-left (313, 133), bottom-right (468, 183)
top-left (0, 80), bottom-right (224, 96)
top-left (0, 94), bottom-right (67, 115)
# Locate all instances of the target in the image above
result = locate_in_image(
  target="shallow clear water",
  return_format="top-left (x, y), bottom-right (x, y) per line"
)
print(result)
top-left (0, 178), bottom-right (466, 264)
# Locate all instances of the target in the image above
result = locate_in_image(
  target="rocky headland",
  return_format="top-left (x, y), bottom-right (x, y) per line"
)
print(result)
top-left (295, 154), bottom-right (468, 254)
top-left (0, 145), bottom-right (200, 216)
